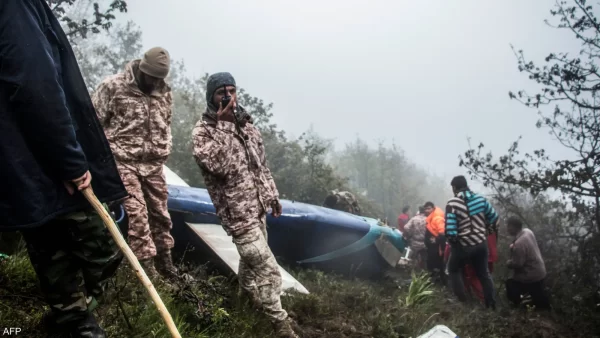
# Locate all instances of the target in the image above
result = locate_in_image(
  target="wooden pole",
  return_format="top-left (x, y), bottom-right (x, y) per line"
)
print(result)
top-left (81, 188), bottom-right (182, 338)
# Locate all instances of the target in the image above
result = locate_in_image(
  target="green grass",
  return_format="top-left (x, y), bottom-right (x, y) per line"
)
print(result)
top-left (0, 247), bottom-right (597, 338)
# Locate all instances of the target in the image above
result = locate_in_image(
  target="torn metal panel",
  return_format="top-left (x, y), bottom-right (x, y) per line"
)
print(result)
top-left (187, 222), bottom-right (309, 295)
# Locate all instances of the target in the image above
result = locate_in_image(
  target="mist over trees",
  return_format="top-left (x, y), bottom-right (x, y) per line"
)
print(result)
top-left (52, 0), bottom-right (450, 221)
top-left (0, 0), bottom-right (591, 335)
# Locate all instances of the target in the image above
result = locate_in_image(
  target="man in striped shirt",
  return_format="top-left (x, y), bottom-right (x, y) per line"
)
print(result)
top-left (445, 176), bottom-right (499, 309)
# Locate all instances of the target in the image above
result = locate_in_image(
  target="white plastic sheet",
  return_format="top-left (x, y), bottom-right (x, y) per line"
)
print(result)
top-left (417, 325), bottom-right (458, 338)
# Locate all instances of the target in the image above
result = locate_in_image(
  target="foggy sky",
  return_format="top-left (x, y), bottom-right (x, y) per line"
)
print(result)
top-left (120, 0), bottom-right (581, 186)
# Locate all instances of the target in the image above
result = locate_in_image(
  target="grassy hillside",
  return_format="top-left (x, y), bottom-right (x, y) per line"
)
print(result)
top-left (0, 242), bottom-right (590, 338)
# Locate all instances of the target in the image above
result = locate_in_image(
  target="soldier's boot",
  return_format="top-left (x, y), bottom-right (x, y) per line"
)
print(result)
top-left (43, 312), bottom-right (106, 338)
top-left (273, 319), bottom-right (300, 338)
top-left (139, 258), bottom-right (160, 281)
top-left (70, 313), bottom-right (106, 338)
top-left (155, 249), bottom-right (179, 281)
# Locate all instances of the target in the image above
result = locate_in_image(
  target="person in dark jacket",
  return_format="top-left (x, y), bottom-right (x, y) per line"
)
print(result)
top-left (0, 0), bottom-right (128, 336)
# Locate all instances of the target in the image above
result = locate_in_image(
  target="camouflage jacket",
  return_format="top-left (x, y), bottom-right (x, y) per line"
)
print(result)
top-left (403, 214), bottom-right (427, 252)
top-left (192, 110), bottom-right (279, 236)
top-left (92, 60), bottom-right (173, 164)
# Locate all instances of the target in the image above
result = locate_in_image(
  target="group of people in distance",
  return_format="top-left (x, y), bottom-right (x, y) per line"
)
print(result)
top-left (1, 1), bottom-right (554, 337)
top-left (400, 176), bottom-right (551, 311)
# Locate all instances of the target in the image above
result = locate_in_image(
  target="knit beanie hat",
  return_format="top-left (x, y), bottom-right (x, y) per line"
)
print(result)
top-left (139, 47), bottom-right (170, 79)
top-left (206, 72), bottom-right (236, 110)
top-left (202, 72), bottom-right (254, 125)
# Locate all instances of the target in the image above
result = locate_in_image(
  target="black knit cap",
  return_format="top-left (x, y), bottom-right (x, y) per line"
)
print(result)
top-left (206, 72), bottom-right (236, 111)
top-left (450, 175), bottom-right (468, 190)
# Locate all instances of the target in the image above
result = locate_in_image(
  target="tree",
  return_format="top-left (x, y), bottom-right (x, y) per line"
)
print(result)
top-left (166, 66), bottom-right (208, 187)
top-left (64, 13), bottom-right (402, 216)
top-left (331, 137), bottom-right (450, 221)
top-left (47, 0), bottom-right (127, 40)
top-left (74, 20), bottom-right (143, 91)
top-left (460, 0), bottom-right (600, 233)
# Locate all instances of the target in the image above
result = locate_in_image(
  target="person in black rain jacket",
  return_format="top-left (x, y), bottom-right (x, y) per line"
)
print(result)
top-left (0, 0), bottom-right (128, 336)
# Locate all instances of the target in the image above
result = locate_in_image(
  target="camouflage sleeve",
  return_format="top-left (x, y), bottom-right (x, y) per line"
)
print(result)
top-left (402, 221), bottom-right (412, 240)
top-left (192, 125), bottom-right (230, 178)
top-left (165, 92), bottom-right (173, 126)
top-left (91, 80), bottom-right (113, 128)
top-left (257, 132), bottom-right (279, 199)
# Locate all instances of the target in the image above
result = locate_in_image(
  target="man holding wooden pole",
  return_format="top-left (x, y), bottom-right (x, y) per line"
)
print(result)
top-left (1, 0), bottom-right (139, 336)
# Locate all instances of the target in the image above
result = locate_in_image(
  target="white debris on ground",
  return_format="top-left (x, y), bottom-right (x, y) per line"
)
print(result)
top-left (417, 325), bottom-right (458, 338)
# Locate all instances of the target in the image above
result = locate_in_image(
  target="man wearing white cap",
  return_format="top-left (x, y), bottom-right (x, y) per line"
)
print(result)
top-left (92, 47), bottom-right (178, 280)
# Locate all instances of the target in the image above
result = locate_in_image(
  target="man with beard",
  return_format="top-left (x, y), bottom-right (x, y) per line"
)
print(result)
top-left (92, 47), bottom-right (178, 280)
top-left (0, 0), bottom-right (127, 335)
top-left (192, 72), bottom-right (299, 338)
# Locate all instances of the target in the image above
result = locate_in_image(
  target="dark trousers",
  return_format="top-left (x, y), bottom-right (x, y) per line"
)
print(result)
top-left (426, 238), bottom-right (446, 284)
top-left (414, 248), bottom-right (428, 270)
top-left (506, 278), bottom-right (550, 310)
top-left (20, 210), bottom-right (123, 327)
top-left (447, 241), bottom-right (495, 308)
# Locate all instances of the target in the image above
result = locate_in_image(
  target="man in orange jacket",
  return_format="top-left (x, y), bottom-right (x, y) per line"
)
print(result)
top-left (423, 201), bottom-right (446, 284)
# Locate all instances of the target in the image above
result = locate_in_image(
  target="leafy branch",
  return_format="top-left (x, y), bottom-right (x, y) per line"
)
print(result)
top-left (48, 0), bottom-right (127, 40)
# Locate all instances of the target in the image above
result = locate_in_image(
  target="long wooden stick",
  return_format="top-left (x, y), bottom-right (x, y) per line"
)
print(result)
top-left (81, 188), bottom-right (182, 338)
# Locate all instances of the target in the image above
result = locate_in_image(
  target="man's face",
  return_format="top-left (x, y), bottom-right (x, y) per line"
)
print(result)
top-left (212, 85), bottom-right (237, 109)
top-left (138, 71), bottom-right (162, 94)
top-left (424, 206), bottom-right (433, 216)
top-left (507, 224), bottom-right (519, 236)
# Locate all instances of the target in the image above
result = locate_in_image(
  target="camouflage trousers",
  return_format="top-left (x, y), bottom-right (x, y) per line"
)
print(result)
top-left (232, 218), bottom-right (288, 324)
top-left (20, 209), bottom-right (123, 326)
top-left (117, 162), bottom-right (174, 260)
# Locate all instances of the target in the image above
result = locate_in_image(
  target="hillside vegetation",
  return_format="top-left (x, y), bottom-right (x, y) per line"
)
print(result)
top-left (0, 238), bottom-right (593, 338)
top-left (2, 1), bottom-right (600, 337)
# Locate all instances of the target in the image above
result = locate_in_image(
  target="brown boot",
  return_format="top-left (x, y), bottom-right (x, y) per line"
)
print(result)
top-left (139, 258), bottom-right (160, 281)
top-left (155, 249), bottom-right (179, 280)
top-left (273, 319), bottom-right (300, 338)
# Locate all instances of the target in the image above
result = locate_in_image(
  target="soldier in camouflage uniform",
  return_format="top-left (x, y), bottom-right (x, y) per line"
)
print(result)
top-left (1, 1), bottom-right (128, 336)
top-left (402, 206), bottom-right (428, 268)
top-left (323, 189), bottom-right (362, 215)
top-left (192, 72), bottom-right (299, 338)
top-left (92, 47), bottom-right (178, 280)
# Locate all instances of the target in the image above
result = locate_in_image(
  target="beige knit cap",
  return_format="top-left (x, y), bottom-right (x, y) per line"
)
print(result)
top-left (139, 47), bottom-right (170, 79)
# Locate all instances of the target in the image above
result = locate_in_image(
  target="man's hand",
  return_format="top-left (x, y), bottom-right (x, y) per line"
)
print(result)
top-left (63, 171), bottom-right (92, 195)
top-left (217, 98), bottom-right (236, 122)
top-left (271, 200), bottom-right (282, 218)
